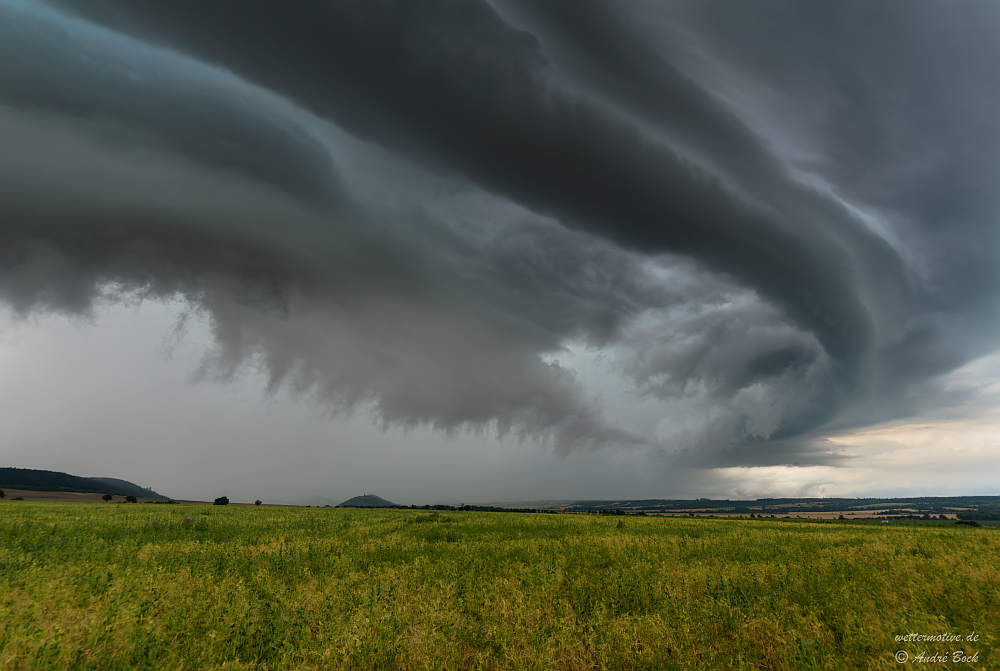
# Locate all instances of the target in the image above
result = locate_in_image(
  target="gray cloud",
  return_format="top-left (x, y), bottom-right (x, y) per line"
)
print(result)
top-left (2, 0), bottom-right (999, 473)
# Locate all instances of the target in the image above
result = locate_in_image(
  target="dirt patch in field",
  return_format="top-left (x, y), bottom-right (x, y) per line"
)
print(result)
top-left (0, 489), bottom-right (162, 503)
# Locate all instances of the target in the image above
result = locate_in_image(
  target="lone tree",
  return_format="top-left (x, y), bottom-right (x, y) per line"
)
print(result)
top-left (255, 500), bottom-right (262, 506)
top-left (0, 488), bottom-right (5, 499)
top-left (125, 495), bottom-right (137, 503)
top-left (214, 496), bottom-right (229, 506)
top-left (102, 494), bottom-right (113, 502)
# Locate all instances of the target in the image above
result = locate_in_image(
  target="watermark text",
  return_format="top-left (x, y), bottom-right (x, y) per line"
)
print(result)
top-left (895, 632), bottom-right (979, 643)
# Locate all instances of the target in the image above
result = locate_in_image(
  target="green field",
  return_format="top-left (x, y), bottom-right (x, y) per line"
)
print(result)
top-left (1, 503), bottom-right (996, 670)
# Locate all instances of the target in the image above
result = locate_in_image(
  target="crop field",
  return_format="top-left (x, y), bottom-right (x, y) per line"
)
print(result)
top-left (0, 503), bottom-right (997, 670)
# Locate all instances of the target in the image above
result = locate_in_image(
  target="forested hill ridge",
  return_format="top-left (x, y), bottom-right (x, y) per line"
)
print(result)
top-left (0, 468), bottom-right (166, 499)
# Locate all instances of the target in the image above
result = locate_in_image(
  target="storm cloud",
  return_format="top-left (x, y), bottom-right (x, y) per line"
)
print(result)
top-left (3, 0), bottom-right (1000, 473)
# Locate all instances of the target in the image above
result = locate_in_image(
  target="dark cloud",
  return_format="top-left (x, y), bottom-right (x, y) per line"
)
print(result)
top-left (0, 0), bottom-right (647, 451)
top-left (41, 0), bottom-right (890, 364)
top-left (658, 0), bottom-right (1000, 428)
top-left (2, 0), bottom-right (999, 471)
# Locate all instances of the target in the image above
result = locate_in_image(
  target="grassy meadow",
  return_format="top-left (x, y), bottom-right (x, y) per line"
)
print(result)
top-left (0, 502), bottom-right (997, 670)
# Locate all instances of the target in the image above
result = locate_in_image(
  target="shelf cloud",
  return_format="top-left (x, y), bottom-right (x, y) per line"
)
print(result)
top-left (3, 0), bottom-right (1000, 475)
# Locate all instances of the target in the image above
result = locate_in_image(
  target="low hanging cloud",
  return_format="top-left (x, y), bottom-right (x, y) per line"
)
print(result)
top-left (2, 0), bottom-right (1000, 467)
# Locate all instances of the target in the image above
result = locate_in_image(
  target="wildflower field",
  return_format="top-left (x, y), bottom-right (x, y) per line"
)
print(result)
top-left (0, 502), bottom-right (996, 670)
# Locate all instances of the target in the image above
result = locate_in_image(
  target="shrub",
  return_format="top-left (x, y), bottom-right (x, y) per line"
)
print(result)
top-left (125, 495), bottom-right (137, 503)
top-left (102, 494), bottom-right (113, 502)
top-left (214, 496), bottom-right (229, 506)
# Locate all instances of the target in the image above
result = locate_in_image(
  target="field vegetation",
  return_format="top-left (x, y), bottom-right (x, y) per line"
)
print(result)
top-left (1, 502), bottom-right (997, 670)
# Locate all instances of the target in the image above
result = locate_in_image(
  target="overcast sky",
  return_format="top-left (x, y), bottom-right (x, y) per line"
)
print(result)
top-left (2, 0), bottom-right (1000, 504)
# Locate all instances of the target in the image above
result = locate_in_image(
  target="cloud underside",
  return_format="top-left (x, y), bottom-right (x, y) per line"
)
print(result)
top-left (2, 0), bottom-right (1000, 467)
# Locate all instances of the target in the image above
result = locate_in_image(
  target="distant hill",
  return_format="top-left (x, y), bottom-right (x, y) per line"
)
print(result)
top-left (545, 496), bottom-right (1000, 516)
top-left (0, 468), bottom-right (167, 499)
top-left (338, 494), bottom-right (398, 508)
